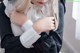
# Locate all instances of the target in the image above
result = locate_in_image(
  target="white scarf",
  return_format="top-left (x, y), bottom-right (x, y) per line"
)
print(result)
top-left (3, 0), bottom-right (59, 36)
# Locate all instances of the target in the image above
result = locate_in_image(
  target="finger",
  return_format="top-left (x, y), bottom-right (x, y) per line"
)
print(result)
top-left (51, 21), bottom-right (55, 24)
top-left (49, 24), bottom-right (55, 30)
top-left (50, 17), bottom-right (55, 22)
top-left (52, 19), bottom-right (55, 21)
top-left (51, 26), bottom-right (55, 30)
top-left (51, 24), bottom-right (55, 27)
top-left (51, 17), bottom-right (55, 20)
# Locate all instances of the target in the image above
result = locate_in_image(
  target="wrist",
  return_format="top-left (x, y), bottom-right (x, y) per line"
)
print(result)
top-left (32, 24), bottom-right (41, 34)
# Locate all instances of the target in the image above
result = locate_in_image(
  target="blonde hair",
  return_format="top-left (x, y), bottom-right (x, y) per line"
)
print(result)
top-left (52, 0), bottom-right (59, 30)
top-left (14, 0), bottom-right (58, 14)
top-left (15, 0), bottom-right (31, 13)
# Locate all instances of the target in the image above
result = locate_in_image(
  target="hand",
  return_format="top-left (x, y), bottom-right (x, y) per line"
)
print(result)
top-left (32, 17), bottom-right (56, 34)
top-left (10, 11), bottom-right (28, 26)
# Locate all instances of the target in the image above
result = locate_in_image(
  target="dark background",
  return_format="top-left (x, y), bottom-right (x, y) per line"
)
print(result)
top-left (0, 0), bottom-right (3, 1)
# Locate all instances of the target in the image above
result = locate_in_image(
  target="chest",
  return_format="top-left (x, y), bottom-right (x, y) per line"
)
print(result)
top-left (11, 4), bottom-right (52, 36)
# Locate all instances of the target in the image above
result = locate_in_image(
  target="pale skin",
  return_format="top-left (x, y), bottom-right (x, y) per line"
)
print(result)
top-left (10, 0), bottom-right (55, 34)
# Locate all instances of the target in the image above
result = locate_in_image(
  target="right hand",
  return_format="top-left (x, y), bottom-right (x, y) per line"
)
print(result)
top-left (10, 10), bottom-right (28, 27)
top-left (32, 17), bottom-right (55, 34)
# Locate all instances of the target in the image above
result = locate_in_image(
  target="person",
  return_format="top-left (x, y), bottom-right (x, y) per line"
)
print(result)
top-left (0, 0), bottom-right (65, 53)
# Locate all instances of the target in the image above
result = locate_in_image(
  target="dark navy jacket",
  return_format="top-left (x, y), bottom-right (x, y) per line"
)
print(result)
top-left (0, 0), bottom-right (65, 53)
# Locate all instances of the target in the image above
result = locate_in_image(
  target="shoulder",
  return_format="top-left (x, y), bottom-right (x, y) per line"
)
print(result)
top-left (60, 0), bottom-right (66, 13)
top-left (0, 2), bottom-right (10, 25)
top-left (0, 2), bottom-right (9, 19)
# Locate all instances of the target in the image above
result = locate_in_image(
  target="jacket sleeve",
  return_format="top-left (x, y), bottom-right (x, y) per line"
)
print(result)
top-left (0, 4), bottom-right (25, 49)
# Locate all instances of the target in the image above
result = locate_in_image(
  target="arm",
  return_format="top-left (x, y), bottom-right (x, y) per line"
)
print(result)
top-left (0, 3), bottom-right (40, 50)
top-left (32, 1), bottom-right (65, 53)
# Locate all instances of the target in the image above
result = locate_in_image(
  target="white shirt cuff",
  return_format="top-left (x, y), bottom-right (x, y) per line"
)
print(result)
top-left (20, 27), bottom-right (41, 48)
top-left (21, 20), bottom-right (33, 31)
